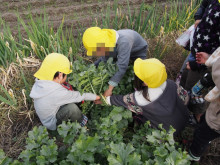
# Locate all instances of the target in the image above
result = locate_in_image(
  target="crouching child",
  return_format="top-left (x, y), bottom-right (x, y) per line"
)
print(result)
top-left (96, 58), bottom-right (189, 135)
top-left (30, 53), bottom-right (100, 130)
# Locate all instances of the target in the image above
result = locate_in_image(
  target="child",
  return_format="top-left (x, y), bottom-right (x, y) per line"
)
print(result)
top-left (97, 58), bottom-right (189, 134)
top-left (82, 27), bottom-right (148, 97)
top-left (30, 53), bottom-right (100, 130)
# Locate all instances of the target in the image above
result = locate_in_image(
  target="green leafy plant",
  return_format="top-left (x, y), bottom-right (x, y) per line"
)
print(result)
top-left (108, 142), bottom-right (142, 165)
top-left (19, 126), bottom-right (58, 164)
top-left (0, 120), bottom-right (191, 164)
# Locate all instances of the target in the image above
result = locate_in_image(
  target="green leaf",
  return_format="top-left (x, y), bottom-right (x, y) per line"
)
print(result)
top-left (36, 155), bottom-right (47, 165)
top-left (0, 149), bottom-right (13, 165)
top-left (108, 142), bottom-right (141, 165)
top-left (153, 146), bottom-right (168, 157)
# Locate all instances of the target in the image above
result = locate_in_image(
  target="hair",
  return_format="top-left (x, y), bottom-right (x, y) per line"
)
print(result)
top-left (53, 72), bottom-right (66, 79)
top-left (134, 75), bottom-right (150, 102)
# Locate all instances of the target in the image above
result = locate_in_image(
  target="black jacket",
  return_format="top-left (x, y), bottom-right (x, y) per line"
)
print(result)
top-left (194, 0), bottom-right (214, 20)
top-left (190, 0), bottom-right (220, 71)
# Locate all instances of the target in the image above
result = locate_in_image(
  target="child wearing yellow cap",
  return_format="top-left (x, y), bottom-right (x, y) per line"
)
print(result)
top-left (97, 58), bottom-right (189, 134)
top-left (30, 53), bottom-right (100, 130)
top-left (83, 27), bottom-right (148, 97)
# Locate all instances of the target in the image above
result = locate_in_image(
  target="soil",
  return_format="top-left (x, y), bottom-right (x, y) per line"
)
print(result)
top-left (0, 0), bottom-right (219, 164)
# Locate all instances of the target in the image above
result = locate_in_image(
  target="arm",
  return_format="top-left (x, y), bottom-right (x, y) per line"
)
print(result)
top-left (108, 94), bottom-right (143, 114)
top-left (194, 0), bottom-right (211, 20)
top-left (109, 42), bottom-right (132, 85)
top-left (196, 52), bottom-right (210, 64)
top-left (57, 88), bottom-right (98, 104)
top-left (103, 42), bottom-right (132, 96)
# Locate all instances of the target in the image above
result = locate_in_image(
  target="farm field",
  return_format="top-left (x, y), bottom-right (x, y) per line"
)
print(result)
top-left (0, 0), bottom-right (219, 164)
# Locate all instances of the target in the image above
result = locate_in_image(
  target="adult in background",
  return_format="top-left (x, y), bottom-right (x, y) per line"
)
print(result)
top-left (82, 27), bottom-right (148, 97)
top-left (189, 47), bottom-right (220, 161)
top-left (179, 0), bottom-right (220, 122)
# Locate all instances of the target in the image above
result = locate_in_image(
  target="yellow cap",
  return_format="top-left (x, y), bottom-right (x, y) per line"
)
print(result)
top-left (82, 27), bottom-right (116, 56)
top-left (34, 53), bottom-right (72, 80)
top-left (134, 58), bottom-right (167, 88)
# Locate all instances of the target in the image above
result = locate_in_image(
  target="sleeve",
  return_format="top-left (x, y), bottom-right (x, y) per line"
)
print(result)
top-left (109, 42), bottom-right (132, 85)
top-left (110, 94), bottom-right (143, 114)
top-left (56, 88), bottom-right (97, 105)
top-left (194, 0), bottom-right (211, 20)
top-left (94, 56), bottom-right (109, 67)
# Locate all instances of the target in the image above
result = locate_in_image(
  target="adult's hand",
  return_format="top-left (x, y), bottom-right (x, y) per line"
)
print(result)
top-left (194, 19), bottom-right (201, 28)
top-left (196, 52), bottom-right (209, 64)
top-left (103, 85), bottom-right (114, 97)
top-left (186, 62), bottom-right (191, 70)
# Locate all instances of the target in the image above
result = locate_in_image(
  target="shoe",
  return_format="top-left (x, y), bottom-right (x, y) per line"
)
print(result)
top-left (188, 149), bottom-right (200, 161)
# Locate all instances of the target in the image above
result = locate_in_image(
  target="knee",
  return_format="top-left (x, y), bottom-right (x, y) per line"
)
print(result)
top-left (68, 103), bottom-right (83, 122)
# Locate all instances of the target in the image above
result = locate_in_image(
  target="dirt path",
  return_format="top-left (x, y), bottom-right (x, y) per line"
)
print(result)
top-left (1, 0), bottom-right (152, 34)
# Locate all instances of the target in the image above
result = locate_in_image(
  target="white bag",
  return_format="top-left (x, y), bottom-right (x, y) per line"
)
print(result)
top-left (176, 25), bottom-right (195, 48)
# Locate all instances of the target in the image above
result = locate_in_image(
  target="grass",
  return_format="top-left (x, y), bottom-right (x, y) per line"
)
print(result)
top-left (0, 0), bottom-right (199, 68)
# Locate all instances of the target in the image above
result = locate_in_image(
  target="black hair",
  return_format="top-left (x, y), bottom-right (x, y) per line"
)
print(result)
top-left (53, 72), bottom-right (66, 79)
top-left (134, 75), bottom-right (150, 102)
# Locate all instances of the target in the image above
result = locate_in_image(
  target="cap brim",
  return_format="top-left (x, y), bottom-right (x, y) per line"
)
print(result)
top-left (65, 69), bottom-right (72, 74)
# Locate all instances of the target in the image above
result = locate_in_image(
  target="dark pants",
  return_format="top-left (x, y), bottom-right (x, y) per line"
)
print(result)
top-left (180, 69), bottom-right (209, 114)
top-left (180, 69), bottom-right (208, 91)
top-left (56, 103), bottom-right (83, 125)
top-left (190, 114), bottom-right (220, 157)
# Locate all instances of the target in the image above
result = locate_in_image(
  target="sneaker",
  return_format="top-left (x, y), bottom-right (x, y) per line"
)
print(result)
top-left (188, 149), bottom-right (200, 161)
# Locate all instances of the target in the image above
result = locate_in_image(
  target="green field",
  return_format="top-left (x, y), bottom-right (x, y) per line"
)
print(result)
top-left (0, 0), bottom-right (219, 164)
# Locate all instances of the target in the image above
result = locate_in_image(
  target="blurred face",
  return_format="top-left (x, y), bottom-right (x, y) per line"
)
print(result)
top-left (53, 72), bottom-right (67, 84)
top-left (96, 47), bottom-right (106, 56)
top-left (60, 74), bottom-right (67, 84)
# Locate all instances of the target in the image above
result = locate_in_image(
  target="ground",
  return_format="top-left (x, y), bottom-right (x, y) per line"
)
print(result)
top-left (0, 0), bottom-right (219, 164)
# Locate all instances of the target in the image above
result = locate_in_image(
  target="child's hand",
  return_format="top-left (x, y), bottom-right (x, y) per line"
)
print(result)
top-left (95, 96), bottom-right (101, 100)
top-left (194, 19), bottom-right (201, 28)
top-left (94, 100), bottom-right (103, 104)
top-left (196, 52), bottom-right (209, 64)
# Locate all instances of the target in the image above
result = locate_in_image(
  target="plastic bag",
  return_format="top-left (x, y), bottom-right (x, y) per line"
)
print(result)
top-left (176, 25), bottom-right (195, 50)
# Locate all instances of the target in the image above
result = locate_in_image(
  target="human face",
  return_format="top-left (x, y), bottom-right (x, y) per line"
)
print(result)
top-left (53, 72), bottom-right (67, 84)
top-left (60, 74), bottom-right (67, 84)
top-left (96, 47), bottom-right (106, 56)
